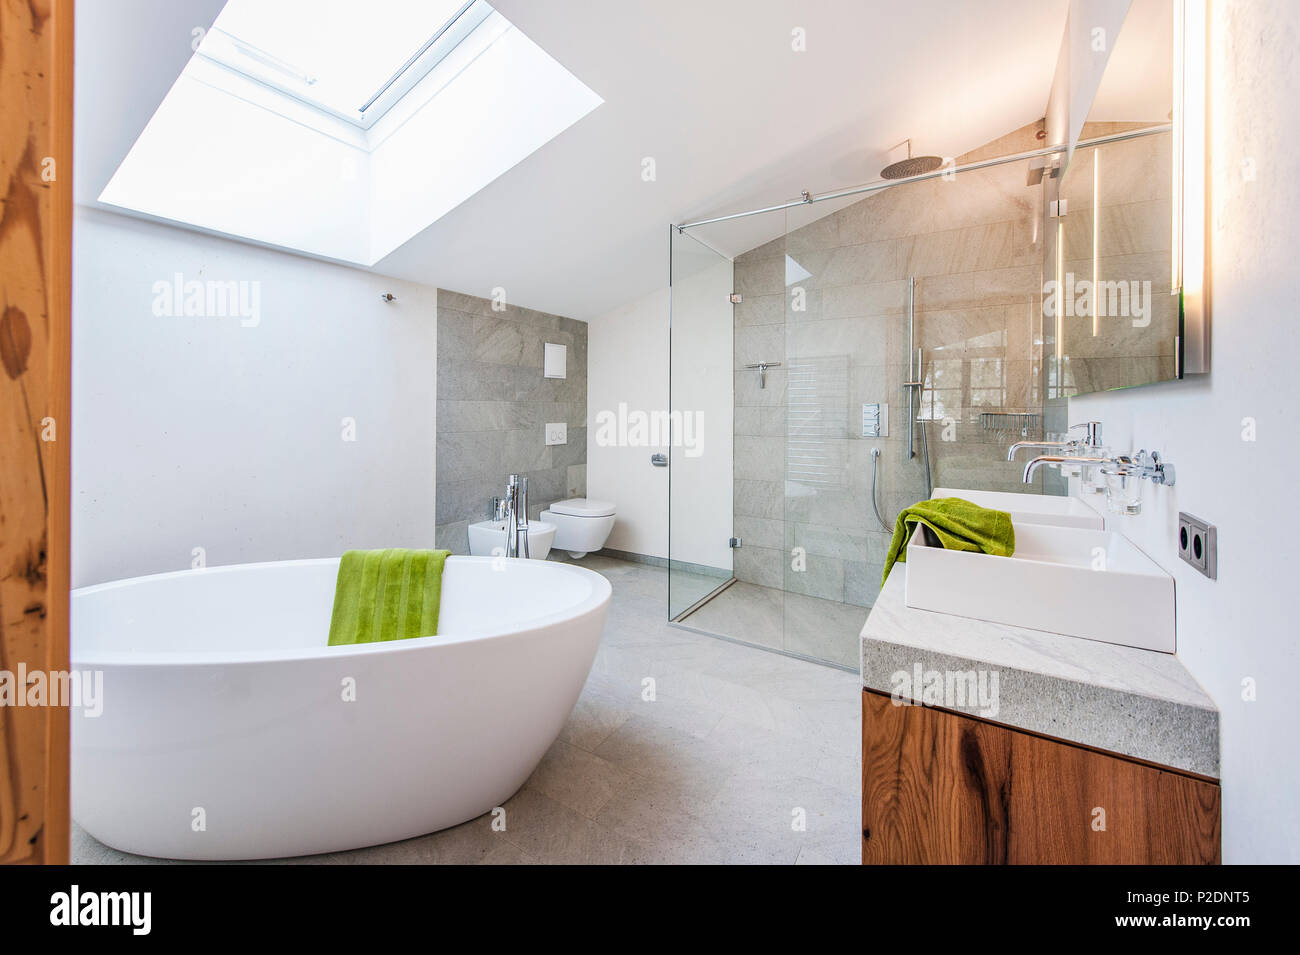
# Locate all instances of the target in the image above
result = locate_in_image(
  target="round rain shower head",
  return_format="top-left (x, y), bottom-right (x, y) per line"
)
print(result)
top-left (880, 154), bottom-right (944, 180)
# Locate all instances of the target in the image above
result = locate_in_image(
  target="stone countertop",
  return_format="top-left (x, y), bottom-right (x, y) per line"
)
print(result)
top-left (861, 571), bottom-right (1219, 778)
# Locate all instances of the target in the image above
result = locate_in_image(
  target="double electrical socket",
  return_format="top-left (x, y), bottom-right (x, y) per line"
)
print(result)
top-left (1177, 512), bottom-right (1217, 579)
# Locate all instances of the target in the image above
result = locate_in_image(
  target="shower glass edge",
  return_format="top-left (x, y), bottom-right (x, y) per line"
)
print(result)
top-left (667, 226), bottom-right (737, 621)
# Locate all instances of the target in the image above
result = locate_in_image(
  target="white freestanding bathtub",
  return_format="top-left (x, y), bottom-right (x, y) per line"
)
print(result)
top-left (70, 556), bottom-right (611, 860)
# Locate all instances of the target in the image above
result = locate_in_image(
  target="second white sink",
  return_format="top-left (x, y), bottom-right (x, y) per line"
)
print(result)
top-left (932, 487), bottom-right (1105, 530)
top-left (903, 521), bottom-right (1174, 652)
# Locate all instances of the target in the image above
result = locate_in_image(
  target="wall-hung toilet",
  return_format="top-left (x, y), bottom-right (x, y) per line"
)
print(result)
top-left (539, 499), bottom-right (616, 559)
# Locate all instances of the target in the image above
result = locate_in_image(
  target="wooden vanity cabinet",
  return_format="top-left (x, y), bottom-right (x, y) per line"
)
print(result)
top-left (861, 689), bottom-right (1221, 864)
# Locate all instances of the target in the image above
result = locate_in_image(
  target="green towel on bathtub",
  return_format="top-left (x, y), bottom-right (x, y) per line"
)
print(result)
top-left (881, 498), bottom-right (1015, 586)
top-left (327, 548), bottom-right (451, 646)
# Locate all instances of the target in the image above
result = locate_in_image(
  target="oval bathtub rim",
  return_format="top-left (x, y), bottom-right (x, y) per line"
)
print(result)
top-left (70, 555), bottom-right (613, 668)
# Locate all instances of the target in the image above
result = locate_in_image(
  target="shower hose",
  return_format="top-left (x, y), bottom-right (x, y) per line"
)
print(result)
top-left (870, 418), bottom-right (932, 534)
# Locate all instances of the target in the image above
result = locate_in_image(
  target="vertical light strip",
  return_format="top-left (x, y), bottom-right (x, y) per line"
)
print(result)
top-left (1172, 0), bottom-right (1210, 372)
top-left (1092, 148), bottom-right (1100, 336)
top-left (1181, 1), bottom-right (1208, 324)
top-left (1055, 220), bottom-right (1064, 369)
top-left (1171, 0), bottom-right (1184, 293)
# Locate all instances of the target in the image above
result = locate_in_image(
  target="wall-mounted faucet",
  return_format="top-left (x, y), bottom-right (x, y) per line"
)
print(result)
top-left (1009, 421), bottom-right (1108, 492)
top-left (1007, 421), bottom-right (1103, 462)
top-left (1021, 454), bottom-right (1113, 484)
top-left (1021, 447), bottom-right (1175, 516)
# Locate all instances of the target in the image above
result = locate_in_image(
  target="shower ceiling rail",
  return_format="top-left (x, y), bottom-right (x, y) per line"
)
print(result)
top-left (672, 125), bottom-right (1172, 232)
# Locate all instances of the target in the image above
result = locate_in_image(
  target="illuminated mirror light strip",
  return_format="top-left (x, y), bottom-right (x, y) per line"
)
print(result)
top-left (1172, 0), bottom-right (1209, 372)
top-left (1093, 148), bottom-right (1100, 337)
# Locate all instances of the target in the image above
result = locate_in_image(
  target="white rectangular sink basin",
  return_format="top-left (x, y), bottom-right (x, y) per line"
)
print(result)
top-left (933, 487), bottom-right (1105, 530)
top-left (904, 521), bottom-right (1174, 652)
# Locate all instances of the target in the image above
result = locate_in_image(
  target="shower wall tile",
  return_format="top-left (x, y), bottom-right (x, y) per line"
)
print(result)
top-left (735, 324), bottom-right (785, 369)
top-left (784, 487), bottom-right (872, 533)
top-left (785, 556), bottom-right (844, 603)
top-left (786, 521), bottom-right (869, 562)
top-left (734, 478), bottom-right (783, 520)
top-left (735, 293), bottom-right (784, 327)
top-left (786, 316), bottom-right (889, 365)
top-left (733, 406), bottom-right (760, 436)
top-left (843, 560), bottom-right (885, 608)
top-left (915, 266), bottom-right (1039, 311)
top-left (734, 257), bottom-right (785, 298)
top-left (907, 219), bottom-right (1039, 277)
top-left (821, 280), bottom-right (909, 320)
top-left (734, 545), bottom-right (784, 589)
top-left (816, 237), bottom-right (914, 288)
top-left (734, 514), bottom-right (784, 551)
top-left (783, 213), bottom-right (841, 255)
top-left (785, 286), bottom-right (823, 324)
top-left (435, 290), bottom-right (587, 553)
top-left (734, 435), bottom-right (784, 482)
top-left (734, 405), bottom-right (786, 437)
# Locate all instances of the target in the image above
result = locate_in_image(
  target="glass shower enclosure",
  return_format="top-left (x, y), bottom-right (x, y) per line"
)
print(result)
top-left (666, 227), bottom-right (735, 620)
top-left (667, 126), bottom-right (1062, 669)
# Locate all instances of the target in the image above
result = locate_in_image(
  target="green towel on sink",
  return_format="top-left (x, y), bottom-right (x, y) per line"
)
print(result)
top-left (328, 548), bottom-right (451, 646)
top-left (881, 498), bottom-right (1015, 586)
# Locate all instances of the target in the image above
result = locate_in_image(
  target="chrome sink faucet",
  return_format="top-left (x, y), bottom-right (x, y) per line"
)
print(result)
top-left (1007, 420), bottom-right (1103, 462)
top-left (1020, 453), bottom-right (1114, 484)
top-left (1021, 449), bottom-right (1175, 487)
top-left (1010, 421), bottom-right (1108, 491)
top-left (502, 474), bottom-right (530, 559)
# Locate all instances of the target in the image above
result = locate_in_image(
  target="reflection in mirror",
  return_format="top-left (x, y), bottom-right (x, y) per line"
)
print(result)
top-left (1051, 0), bottom-right (1178, 397)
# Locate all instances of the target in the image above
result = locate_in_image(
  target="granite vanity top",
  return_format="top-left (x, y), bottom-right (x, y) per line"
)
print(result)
top-left (861, 571), bottom-right (1219, 778)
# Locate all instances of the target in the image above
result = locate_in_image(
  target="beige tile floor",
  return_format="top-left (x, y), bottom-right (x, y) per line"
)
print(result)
top-left (679, 579), bottom-right (871, 669)
top-left (72, 556), bottom-right (863, 865)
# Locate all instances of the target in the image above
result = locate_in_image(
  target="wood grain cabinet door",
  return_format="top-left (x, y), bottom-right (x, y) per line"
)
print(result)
top-left (862, 690), bottom-right (1221, 865)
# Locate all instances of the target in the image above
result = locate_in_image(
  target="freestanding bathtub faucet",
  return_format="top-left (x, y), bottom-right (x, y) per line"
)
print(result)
top-left (503, 474), bottom-right (530, 558)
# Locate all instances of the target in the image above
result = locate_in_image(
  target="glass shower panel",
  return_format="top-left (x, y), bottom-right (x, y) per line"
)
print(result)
top-left (668, 228), bottom-right (735, 620)
top-left (669, 131), bottom-right (1054, 668)
top-left (779, 199), bottom-right (927, 667)
top-left (775, 152), bottom-right (1048, 666)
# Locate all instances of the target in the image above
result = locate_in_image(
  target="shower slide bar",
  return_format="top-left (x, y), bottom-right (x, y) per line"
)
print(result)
top-left (672, 124), bottom-right (1171, 232)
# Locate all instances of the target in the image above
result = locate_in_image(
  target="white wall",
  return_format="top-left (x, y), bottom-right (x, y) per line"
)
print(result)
top-left (586, 286), bottom-right (670, 559)
top-left (586, 254), bottom-right (734, 571)
top-left (1069, 0), bottom-right (1300, 863)
top-left (670, 257), bottom-right (735, 571)
top-left (72, 208), bottom-right (439, 587)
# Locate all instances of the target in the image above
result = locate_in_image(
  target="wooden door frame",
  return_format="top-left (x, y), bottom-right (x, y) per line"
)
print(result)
top-left (1, 0), bottom-right (74, 865)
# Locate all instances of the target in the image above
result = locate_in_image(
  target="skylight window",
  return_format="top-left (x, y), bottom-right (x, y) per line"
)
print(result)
top-left (99, 0), bottom-right (602, 265)
top-left (198, 0), bottom-right (491, 129)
